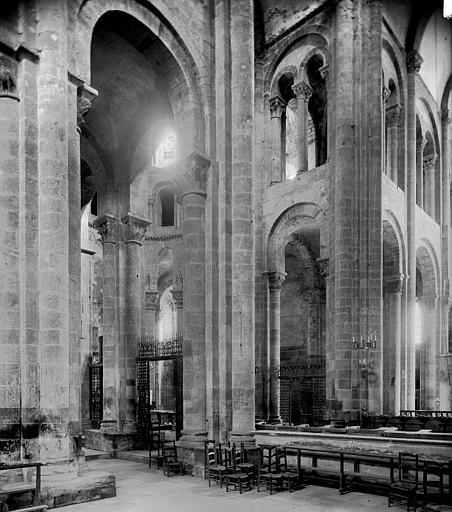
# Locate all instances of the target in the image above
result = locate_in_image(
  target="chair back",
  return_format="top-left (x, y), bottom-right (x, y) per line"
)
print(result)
top-left (397, 452), bottom-right (419, 487)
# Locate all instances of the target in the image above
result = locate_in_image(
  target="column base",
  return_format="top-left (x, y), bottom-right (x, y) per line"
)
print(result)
top-left (176, 431), bottom-right (208, 477)
top-left (267, 416), bottom-right (282, 425)
top-left (229, 431), bottom-right (255, 448)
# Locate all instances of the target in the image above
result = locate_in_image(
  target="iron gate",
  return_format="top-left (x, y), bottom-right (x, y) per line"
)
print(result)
top-left (136, 335), bottom-right (183, 448)
top-left (280, 361), bottom-right (326, 425)
top-left (89, 362), bottom-right (103, 429)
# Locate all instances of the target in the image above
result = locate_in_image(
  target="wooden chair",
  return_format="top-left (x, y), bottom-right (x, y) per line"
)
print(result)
top-left (257, 445), bottom-right (284, 495)
top-left (277, 446), bottom-right (307, 493)
top-left (236, 443), bottom-right (256, 485)
top-left (225, 445), bottom-right (252, 494)
top-left (388, 452), bottom-right (419, 511)
top-left (205, 441), bottom-right (228, 488)
top-left (422, 461), bottom-right (452, 511)
top-left (162, 441), bottom-right (183, 477)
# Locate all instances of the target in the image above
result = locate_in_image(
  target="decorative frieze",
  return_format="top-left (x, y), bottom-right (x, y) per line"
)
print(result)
top-left (268, 270), bottom-right (286, 290)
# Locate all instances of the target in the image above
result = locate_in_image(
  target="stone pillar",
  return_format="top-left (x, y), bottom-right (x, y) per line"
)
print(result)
top-left (416, 137), bottom-right (426, 208)
top-left (383, 274), bottom-right (404, 415)
top-left (230, 0), bottom-right (255, 444)
top-left (332, 0), bottom-right (354, 418)
top-left (144, 288), bottom-right (158, 338)
top-left (179, 152), bottom-right (210, 442)
top-left (406, 49), bottom-right (423, 409)
top-left (292, 79), bottom-right (313, 174)
top-left (420, 294), bottom-right (438, 409)
top-left (171, 289), bottom-right (183, 335)
top-left (269, 96), bottom-right (286, 185)
top-left (0, 61), bottom-right (21, 455)
top-left (268, 271), bottom-right (285, 423)
top-left (37, 0), bottom-right (72, 461)
top-left (93, 214), bottom-right (119, 430)
top-left (424, 153), bottom-right (438, 218)
top-left (386, 104), bottom-right (401, 184)
top-left (121, 214), bottom-right (149, 432)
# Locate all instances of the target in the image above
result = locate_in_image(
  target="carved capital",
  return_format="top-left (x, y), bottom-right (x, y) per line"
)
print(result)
top-left (385, 273), bottom-right (406, 294)
top-left (416, 137), bottom-right (427, 152)
top-left (423, 152), bottom-right (438, 170)
top-left (269, 95), bottom-right (286, 118)
top-left (174, 270), bottom-right (183, 290)
top-left (0, 62), bottom-right (17, 98)
top-left (171, 289), bottom-right (183, 307)
top-left (442, 110), bottom-right (451, 127)
top-left (77, 84), bottom-right (98, 127)
top-left (268, 270), bottom-right (286, 290)
top-left (144, 290), bottom-right (159, 310)
top-left (406, 50), bottom-right (423, 74)
top-left (382, 85), bottom-right (391, 104)
top-left (303, 288), bottom-right (321, 305)
top-left (181, 151), bottom-right (211, 195)
top-left (317, 258), bottom-right (330, 278)
top-left (122, 214), bottom-right (150, 243)
top-left (385, 104), bottom-right (401, 127)
top-left (292, 79), bottom-right (313, 102)
top-left (93, 214), bottom-right (118, 244)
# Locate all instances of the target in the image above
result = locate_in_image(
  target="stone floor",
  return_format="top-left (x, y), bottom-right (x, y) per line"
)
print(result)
top-left (60, 458), bottom-right (391, 512)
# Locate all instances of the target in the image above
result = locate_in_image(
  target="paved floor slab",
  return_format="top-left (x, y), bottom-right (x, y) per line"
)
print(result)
top-left (60, 459), bottom-right (391, 512)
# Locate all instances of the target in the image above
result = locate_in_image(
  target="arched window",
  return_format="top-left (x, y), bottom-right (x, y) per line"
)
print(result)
top-left (278, 73), bottom-right (296, 179)
top-left (160, 189), bottom-right (174, 227)
top-left (153, 133), bottom-right (176, 167)
top-left (306, 55), bottom-right (327, 167)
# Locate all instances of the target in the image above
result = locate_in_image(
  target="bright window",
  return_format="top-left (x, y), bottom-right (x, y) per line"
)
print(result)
top-left (153, 133), bottom-right (176, 167)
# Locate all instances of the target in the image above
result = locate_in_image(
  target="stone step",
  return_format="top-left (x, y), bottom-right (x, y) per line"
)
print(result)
top-left (84, 449), bottom-right (110, 461)
top-left (116, 450), bottom-right (148, 464)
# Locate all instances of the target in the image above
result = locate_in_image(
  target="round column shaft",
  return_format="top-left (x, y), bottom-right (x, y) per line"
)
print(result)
top-left (269, 96), bottom-right (285, 184)
top-left (268, 271), bottom-right (285, 423)
top-left (292, 79), bottom-right (313, 174)
top-left (424, 154), bottom-right (438, 219)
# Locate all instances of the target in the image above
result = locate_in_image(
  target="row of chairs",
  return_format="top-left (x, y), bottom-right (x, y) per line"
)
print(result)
top-left (205, 442), bottom-right (307, 495)
top-left (388, 452), bottom-right (451, 511)
top-left (149, 439), bottom-right (184, 477)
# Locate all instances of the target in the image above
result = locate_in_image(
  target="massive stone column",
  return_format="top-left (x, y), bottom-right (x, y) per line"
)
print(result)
top-left (292, 79), bottom-right (313, 174)
top-left (37, 0), bottom-right (71, 461)
top-left (305, 289), bottom-right (321, 362)
top-left (268, 271), bottom-right (286, 423)
top-left (122, 214), bottom-right (149, 432)
top-left (0, 61), bottom-right (21, 457)
top-left (180, 152), bottom-right (210, 441)
top-left (406, 49), bottom-right (423, 409)
top-left (383, 274), bottom-right (404, 415)
top-left (424, 153), bottom-right (438, 219)
top-left (386, 104), bottom-right (401, 184)
top-left (420, 294), bottom-right (438, 409)
top-left (416, 137), bottom-right (426, 208)
top-left (93, 214), bottom-right (119, 430)
top-left (269, 96), bottom-right (285, 184)
top-left (230, 0), bottom-right (255, 443)
top-left (331, 0), bottom-right (354, 418)
top-left (440, 110), bottom-right (451, 408)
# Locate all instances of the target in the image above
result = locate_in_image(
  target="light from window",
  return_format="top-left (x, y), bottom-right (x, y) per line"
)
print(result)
top-left (153, 133), bottom-right (176, 167)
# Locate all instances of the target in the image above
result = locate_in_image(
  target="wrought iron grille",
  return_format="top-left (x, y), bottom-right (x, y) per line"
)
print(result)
top-left (136, 335), bottom-right (183, 447)
top-left (89, 363), bottom-right (103, 429)
top-left (279, 361), bottom-right (326, 425)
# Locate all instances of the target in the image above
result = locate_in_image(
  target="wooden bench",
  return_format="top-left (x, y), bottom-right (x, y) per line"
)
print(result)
top-left (0, 462), bottom-right (43, 511)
